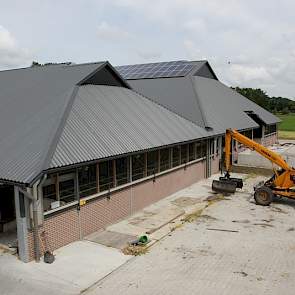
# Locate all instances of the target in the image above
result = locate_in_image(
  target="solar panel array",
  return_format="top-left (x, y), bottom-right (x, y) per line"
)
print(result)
top-left (116, 61), bottom-right (196, 80)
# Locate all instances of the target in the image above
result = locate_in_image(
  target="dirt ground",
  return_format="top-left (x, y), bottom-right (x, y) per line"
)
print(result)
top-left (86, 174), bottom-right (295, 295)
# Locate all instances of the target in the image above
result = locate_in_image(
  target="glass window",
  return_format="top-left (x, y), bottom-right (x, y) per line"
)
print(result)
top-left (195, 141), bottom-right (201, 159)
top-left (160, 148), bottom-right (170, 171)
top-left (271, 124), bottom-right (277, 133)
top-left (243, 130), bottom-right (252, 139)
top-left (181, 144), bottom-right (188, 164)
top-left (99, 161), bottom-right (113, 191)
top-left (216, 138), bottom-right (220, 155)
top-left (265, 124), bottom-right (277, 135)
top-left (201, 140), bottom-right (207, 157)
top-left (210, 139), bottom-right (214, 155)
top-left (57, 170), bottom-right (76, 203)
top-left (42, 171), bottom-right (76, 212)
top-left (147, 150), bottom-right (159, 176)
top-left (172, 146), bottom-right (180, 167)
top-left (59, 179), bottom-right (75, 203)
top-left (78, 164), bottom-right (97, 198)
top-left (132, 153), bottom-right (145, 181)
top-left (116, 157), bottom-right (128, 186)
top-left (189, 143), bottom-right (195, 161)
top-left (42, 183), bottom-right (56, 201)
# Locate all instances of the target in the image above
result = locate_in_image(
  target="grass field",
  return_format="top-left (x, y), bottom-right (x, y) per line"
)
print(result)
top-left (277, 113), bottom-right (295, 139)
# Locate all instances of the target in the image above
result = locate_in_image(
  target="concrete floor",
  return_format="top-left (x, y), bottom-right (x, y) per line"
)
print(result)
top-left (1, 173), bottom-right (295, 295)
top-left (86, 174), bottom-right (295, 295)
top-left (106, 178), bottom-right (213, 244)
top-left (0, 229), bottom-right (17, 247)
top-left (85, 230), bottom-right (137, 249)
top-left (0, 240), bottom-right (131, 295)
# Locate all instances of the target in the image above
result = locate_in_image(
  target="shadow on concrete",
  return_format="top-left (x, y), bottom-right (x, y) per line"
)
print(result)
top-left (273, 196), bottom-right (295, 209)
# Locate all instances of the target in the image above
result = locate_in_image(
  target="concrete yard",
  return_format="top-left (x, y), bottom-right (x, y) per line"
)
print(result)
top-left (86, 174), bottom-right (295, 295)
top-left (0, 240), bottom-right (131, 295)
top-left (1, 173), bottom-right (295, 295)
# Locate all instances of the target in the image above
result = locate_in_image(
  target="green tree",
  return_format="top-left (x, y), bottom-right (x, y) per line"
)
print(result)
top-left (232, 86), bottom-right (295, 114)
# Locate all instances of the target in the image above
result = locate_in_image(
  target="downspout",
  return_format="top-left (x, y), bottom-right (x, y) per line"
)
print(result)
top-left (18, 174), bottom-right (47, 262)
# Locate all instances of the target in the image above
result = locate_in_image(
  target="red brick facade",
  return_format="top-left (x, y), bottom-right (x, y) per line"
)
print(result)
top-left (27, 158), bottom-right (210, 261)
top-left (261, 133), bottom-right (278, 146)
top-left (254, 133), bottom-right (278, 146)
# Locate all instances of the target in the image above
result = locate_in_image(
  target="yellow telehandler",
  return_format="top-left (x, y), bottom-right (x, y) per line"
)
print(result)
top-left (212, 129), bottom-right (295, 205)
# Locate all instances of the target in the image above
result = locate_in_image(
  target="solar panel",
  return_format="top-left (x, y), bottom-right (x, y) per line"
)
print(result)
top-left (116, 61), bottom-right (195, 80)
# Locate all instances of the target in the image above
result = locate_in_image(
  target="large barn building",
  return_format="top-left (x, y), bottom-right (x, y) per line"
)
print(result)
top-left (0, 60), bottom-right (279, 262)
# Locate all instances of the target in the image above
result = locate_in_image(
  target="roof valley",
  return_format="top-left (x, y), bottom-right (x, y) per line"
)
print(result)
top-left (39, 86), bottom-right (80, 177)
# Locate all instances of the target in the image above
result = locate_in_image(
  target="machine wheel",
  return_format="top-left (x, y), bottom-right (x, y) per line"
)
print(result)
top-left (254, 186), bottom-right (273, 206)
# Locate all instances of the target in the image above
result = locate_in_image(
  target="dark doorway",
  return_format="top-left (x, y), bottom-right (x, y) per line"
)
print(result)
top-left (245, 112), bottom-right (264, 138)
top-left (0, 185), bottom-right (17, 249)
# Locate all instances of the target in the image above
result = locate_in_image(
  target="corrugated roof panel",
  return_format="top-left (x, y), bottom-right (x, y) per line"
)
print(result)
top-left (128, 77), bottom-right (207, 127)
top-left (0, 62), bottom-right (106, 183)
top-left (50, 85), bottom-right (212, 168)
top-left (192, 76), bottom-right (279, 130)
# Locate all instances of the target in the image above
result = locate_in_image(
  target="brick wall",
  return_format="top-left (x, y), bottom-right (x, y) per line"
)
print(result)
top-left (27, 159), bottom-right (208, 261)
top-left (262, 133), bottom-right (278, 146)
top-left (211, 156), bottom-right (220, 174)
top-left (255, 133), bottom-right (278, 146)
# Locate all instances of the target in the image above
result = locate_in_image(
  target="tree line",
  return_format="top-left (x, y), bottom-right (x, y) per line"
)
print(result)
top-left (232, 87), bottom-right (295, 114)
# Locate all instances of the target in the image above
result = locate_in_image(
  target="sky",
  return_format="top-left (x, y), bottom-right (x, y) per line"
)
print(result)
top-left (0, 0), bottom-right (294, 98)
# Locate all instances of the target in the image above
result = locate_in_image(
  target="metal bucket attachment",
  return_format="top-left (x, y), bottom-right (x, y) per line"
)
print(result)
top-left (219, 177), bottom-right (243, 189)
top-left (212, 179), bottom-right (237, 194)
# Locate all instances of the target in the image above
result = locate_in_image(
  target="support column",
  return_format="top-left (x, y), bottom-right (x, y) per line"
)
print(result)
top-left (55, 173), bottom-right (60, 201)
top-left (206, 139), bottom-right (211, 177)
top-left (178, 146), bottom-right (181, 166)
top-left (158, 150), bottom-right (161, 173)
top-left (96, 163), bottom-right (100, 193)
top-left (170, 148), bottom-right (173, 168)
top-left (129, 156), bottom-right (133, 182)
top-left (262, 125), bottom-right (266, 145)
top-left (144, 153), bottom-right (147, 177)
top-left (14, 186), bottom-right (29, 263)
top-left (129, 156), bottom-right (133, 214)
top-left (112, 159), bottom-right (117, 187)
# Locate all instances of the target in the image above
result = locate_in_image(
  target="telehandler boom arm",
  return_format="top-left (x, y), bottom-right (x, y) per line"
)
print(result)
top-left (224, 129), bottom-right (291, 173)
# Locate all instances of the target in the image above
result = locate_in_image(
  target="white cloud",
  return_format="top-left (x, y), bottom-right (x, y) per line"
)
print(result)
top-left (183, 40), bottom-right (206, 60)
top-left (183, 19), bottom-right (207, 34)
top-left (97, 21), bottom-right (132, 41)
top-left (1, 1), bottom-right (295, 97)
top-left (0, 25), bottom-right (32, 69)
top-left (100, 0), bottom-right (295, 97)
top-left (228, 64), bottom-right (272, 84)
top-left (136, 49), bottom-right (162, 62)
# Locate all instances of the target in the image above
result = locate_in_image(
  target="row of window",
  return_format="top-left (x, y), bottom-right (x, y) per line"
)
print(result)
top-left (42, 139), bottom-right (216, 212)
top-left (264, 124), bottom-right (277, 136)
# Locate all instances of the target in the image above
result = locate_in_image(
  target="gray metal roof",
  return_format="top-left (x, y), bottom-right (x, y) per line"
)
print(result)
top-left (192, 76), bottom-right (280, 130)
top-left (128, 77), bottom-right (208, 128)
top-left (0, 62), bottom-right (213, 184)
top-left (127, 65), bottom-right (279, 133)
top-left (50, 85), bottom-right (213, 168)
top-left (0, 59), bottom-right (279, 184)
top-left (0, 62), bottom-right (122, 184)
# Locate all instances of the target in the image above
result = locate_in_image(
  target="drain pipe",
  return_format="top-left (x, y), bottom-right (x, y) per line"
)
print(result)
top-left (18, 174), bottom-right (47, 262)
top-left (33, 175), bottom-right (47, 262)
